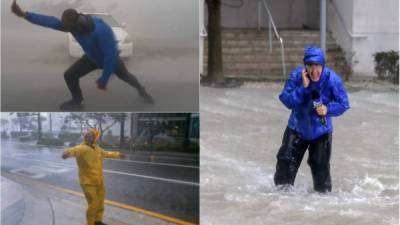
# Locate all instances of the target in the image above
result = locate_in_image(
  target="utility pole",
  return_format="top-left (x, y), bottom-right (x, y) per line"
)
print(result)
top-left (320, 0), bottom-right (327, 54)
top-left (49, 112), bottom-right (53, 133)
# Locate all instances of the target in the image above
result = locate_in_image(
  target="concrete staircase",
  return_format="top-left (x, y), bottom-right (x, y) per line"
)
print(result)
top-left (203, 28), bottom-right (351, 81)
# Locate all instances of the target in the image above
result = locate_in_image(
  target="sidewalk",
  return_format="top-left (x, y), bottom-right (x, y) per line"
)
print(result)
top-left (1, 173), bottom-right (193, 225)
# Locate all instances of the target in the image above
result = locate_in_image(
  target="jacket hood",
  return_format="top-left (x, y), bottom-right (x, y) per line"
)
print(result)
top-left (303, 46), bottom-right (325, 65)
top-left (84, 128), bottom-right (101, 141)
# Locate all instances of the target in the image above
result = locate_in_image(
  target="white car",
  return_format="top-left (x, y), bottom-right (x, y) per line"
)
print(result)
top-left (67, 13), bottom-right (133, 58)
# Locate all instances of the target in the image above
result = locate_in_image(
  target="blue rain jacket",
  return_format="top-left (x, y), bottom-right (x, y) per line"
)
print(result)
top-left (25, 12), bottom-right (118, 86)
top-left (279, 47), bottom-right (350, 140)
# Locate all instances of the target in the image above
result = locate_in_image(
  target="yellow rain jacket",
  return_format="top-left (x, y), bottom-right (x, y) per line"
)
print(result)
top-left (65, 142), bottom-right (121, 225)
top-left (65, 143), bottom-right (121, 185)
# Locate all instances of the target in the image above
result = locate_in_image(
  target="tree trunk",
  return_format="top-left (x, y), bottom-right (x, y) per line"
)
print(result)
top-left (80, 122), bottom-right (83, 135)
top-left (18, 117), bottom-right (22, 132)
top-left (130, 113), bottom-right (134, 151)
top-left (49, 113), bottom-right (53, 133)
top-left (119, 113), bottom-right (126, 148)
top-left (207, 0), bottom-right (224, 81)
top-left (98, 120), bottom-right (103, 142)
top-left (130, 113), bottom-right (134, 138)
top-left (37, 113), bottom-right (42, 142)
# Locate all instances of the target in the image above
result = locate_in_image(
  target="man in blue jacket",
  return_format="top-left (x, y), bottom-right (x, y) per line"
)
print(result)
top-left (12, 0), bottom-right (154, 110)
top-left (274, 46), bottom-right (350, 193)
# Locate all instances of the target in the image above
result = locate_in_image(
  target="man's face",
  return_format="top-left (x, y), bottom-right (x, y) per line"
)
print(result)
top-left (61, 16), bottom-right (77, 32)
top-left (84, 133), bottom-right (95, 145)
top-left (305, 63), bottom-right (323, 82)
top-left (61, 9), bottom-right (79, 32)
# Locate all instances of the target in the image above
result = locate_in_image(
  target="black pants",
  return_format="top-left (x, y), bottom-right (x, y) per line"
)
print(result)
top-left (274, 127), bottom-right (332, 192)
top-left (64, 55), bottom-right (145, 102)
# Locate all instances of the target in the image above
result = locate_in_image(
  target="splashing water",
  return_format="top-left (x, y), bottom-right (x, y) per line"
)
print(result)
top-left (200, 83), bottom-right (399, 225)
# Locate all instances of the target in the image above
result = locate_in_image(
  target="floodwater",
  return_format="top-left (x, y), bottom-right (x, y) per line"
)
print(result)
top-left (200, 82), bottom-right (399, 225)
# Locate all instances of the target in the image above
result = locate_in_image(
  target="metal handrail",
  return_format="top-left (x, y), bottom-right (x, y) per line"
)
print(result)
top-left (258, 0), bottom-right (286, 78)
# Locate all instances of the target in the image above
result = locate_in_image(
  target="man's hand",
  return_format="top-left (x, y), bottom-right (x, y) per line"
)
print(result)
top-left (11, 0), bottom-right (26, 18)
top-left (62, 151), bottom-right (71, 159)
top-left (119, 153), bottom-right (126, 159)
top-left (96, 79), bottom-right (107, 90)
top-left (316, 104), bottom-right (328, 116)
top-left (302, 68), bottom-right (310, 88)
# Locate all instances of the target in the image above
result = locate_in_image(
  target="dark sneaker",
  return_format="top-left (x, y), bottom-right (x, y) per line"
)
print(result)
top-left (139, 90), bottom-right (155, 104)
top-left (94, 221), bottom-right (108, 225)
top-left (59, 99), bottom-right (83, 111)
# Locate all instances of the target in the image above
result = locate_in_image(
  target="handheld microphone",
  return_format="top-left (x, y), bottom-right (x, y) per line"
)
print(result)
top-left (311, 90), bottom-right (327, 126)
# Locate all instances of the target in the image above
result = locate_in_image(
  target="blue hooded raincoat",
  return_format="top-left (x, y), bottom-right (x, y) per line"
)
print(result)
top-left (25, 12), bottom-right (118, 86)
top-left (279, 46), bottom-right (350, 140)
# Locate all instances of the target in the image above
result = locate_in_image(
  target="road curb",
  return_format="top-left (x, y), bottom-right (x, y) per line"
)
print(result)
top-left (2, 172), bottom-right (198, 225)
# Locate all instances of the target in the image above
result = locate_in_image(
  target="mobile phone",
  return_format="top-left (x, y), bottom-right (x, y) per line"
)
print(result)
top-left (304, 65), bottom-right (311, 79)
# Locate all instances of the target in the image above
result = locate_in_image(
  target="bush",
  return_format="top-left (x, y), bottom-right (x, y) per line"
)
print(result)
top-left (19, 135), bottom-right (32, 142)
top-left (10, 131), bottom-right (29, 138)
top-left (37, 137), bottom-right (64, 146)
top-left (374, 51), bottom-right (399, 84)
top-left (99, 141), bottom-right (118, 149)
top-left (43, 133), bottom-right (56, 138)
top-left (99, 135), bottom-right (120, 149)
top-left (58, 132), bottom-right (81, 142)
top-left (1, 131), bottom-right (8, 139)
top-left (30, 132), bottom-right (38, 139)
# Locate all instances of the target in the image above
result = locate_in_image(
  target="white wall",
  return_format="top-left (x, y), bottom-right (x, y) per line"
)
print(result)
top-left (328, 0), bottom-right (399, 77)
top-left (200, 0), bottom-right (205, 75)
top-left (327, 0), bottom-right (355, 69)
top-left (351, 0), bottom-right (399, 76)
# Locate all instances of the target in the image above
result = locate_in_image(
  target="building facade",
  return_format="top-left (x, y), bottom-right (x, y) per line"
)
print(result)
top-left (202, 0), bottom-right (399, 77)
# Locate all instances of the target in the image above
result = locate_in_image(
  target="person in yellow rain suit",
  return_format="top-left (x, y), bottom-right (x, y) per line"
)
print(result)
top-left (62, 128), bottom-right (126, 225)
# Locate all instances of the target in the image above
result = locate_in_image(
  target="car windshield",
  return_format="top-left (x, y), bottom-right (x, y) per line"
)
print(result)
top-left (89, 14), bottom-right (120, 27)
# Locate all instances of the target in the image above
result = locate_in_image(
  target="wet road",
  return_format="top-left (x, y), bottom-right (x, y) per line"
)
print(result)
top-left (1, 140), bottom-right (199, 223)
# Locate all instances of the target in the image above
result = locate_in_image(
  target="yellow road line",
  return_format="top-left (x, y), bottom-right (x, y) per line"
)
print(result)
top-left (2, 172), bottom-right (198, 225)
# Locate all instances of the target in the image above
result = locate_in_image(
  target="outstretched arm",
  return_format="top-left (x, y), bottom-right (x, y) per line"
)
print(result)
top-left (11, 0), bottom-right (26, 17)
top-left (12, 0), bottom-right (64, 32)
top-left (62, 151), bottom-right (72, 159)
top-left (102, 150), bottom-right (126, 159)
top-left (62, 146), bottom-right (82, 159)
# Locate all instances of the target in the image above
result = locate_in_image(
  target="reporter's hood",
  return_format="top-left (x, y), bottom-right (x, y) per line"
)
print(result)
top-left (303, 46), bottom-right (325, 65)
